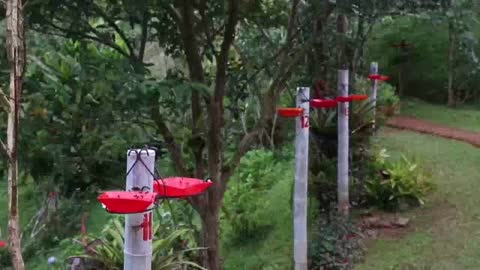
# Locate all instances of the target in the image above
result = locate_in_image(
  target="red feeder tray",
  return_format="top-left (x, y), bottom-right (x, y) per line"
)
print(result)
top-left (349, 94), bottom-right (368, 101)
top-left (97, 191), bottom-right (156, 214)
top-left (154, 177), bottom-right (212, 198)
top-left (310, 99), bottom-right (337, 109)
top-left (336, 95), bottom-right (368, 103)
top-left (0, 241), bottom-right (6, 248)
top-left (368, 74), bottom-right (390, 81)
top-left (277, 108), bottom-right (304, 118)
top-left (336, 96), bottom-right (353, 103)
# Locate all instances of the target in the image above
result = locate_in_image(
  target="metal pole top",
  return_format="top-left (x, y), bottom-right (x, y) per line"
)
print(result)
top-left (127, 149), bottom-right (156, 157)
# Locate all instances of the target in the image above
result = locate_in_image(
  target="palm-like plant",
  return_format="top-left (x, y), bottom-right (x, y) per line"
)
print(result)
top-left (72, 216), bottom-right (205, 270)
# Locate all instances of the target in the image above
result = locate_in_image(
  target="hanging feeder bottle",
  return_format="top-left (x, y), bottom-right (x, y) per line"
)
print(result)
top-left (277, 107), bottom-right (304, 118)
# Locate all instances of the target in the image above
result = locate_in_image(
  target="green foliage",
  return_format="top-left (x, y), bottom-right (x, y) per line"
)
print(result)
top-left (367, 3), bottom-right (480, 104)
top-left (71, 216), bottom-right (204, 269)
top-left (22, 38), bottom-right (153, 194)
top-left (222, 147), bottom-right (295, 270)
top-left (365, 149), bottom-right (433, 211)
top-left (310, 214), bottom-right (365, 270)
top-left (354, 76), bottom-right (400, 115)
top-left (221, 148), bottom-right (294, 241)
top-left (309, 78), bottom-right (400, 213)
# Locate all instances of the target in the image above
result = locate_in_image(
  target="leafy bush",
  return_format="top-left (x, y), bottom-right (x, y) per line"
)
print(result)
top-left (69, 216), bottom-right (204, 269)
top-left (221, 148), bottom-right (293, 242)
top-left (365, 149), bottom-right (433, 211)
top-left (354, 75), bottom-right (400, 118)
top-left (310, 213), bottom-right (365, 270)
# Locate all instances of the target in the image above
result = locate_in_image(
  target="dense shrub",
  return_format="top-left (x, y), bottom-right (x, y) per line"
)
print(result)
top-left (354, 76), bottom-right (400, 119)
top-left (221, 148), bottom-right (294, 242)
top-left (365, 149), bottom-right (434, 211)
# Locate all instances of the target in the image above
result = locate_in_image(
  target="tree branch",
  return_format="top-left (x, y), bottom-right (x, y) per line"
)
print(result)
top-left (262, 0), bottom-right (303, 122)
top-left (138, 9), bottom-right (150, 61)
top-left (33, 22), bottom-right (131, 58)
top-left (151, 107), bottom-right (189, 176)
top-left (177, 0), bottom-right (208, 178)
top-left (91, 3), bottom-right (136, 59)
top-left (221, 127), bottom-right (261, 184)
top-left (205, 0), bottom-right (240, 197)
top-left (213, 0), bottom-right (240, 101)
top-left (0, 138), bottom-right (10, 161)
top-left (0, 86), bottom-right (11, 112)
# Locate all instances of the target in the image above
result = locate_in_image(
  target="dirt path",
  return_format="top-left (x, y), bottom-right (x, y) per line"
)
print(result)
top-left (387, 116), bottom-right (480, 148)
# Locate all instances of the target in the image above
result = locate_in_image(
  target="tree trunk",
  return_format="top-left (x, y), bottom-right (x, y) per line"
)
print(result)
top-left (447, 19), bottom-right (456, 107)
top-left (5, 0), bottom-right (26, 268)
top-left (199, 204), bottom-right (221, 270)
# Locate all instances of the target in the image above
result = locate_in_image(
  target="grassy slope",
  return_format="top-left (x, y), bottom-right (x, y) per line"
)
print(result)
top-left (222, 177), bottom-right (294, 270)
top-left (401, 100), bottom-right (480, 132)
top-left (357, 104), bottom-right (480, 269)
top-left (221, 152), bottom-right (296, 270)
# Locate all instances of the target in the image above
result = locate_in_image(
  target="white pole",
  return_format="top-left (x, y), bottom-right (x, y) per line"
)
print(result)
top-left (294, 87), bottom-right (310, 270)
top-left (370, 62), bottom-right (379, 130)
top-left (125, 149), bottom-right (156, 270)
top-left (337, 70), bottom-right (350, 215)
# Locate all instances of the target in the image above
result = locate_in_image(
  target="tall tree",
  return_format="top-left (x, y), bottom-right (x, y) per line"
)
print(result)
top-left (5, 0), bottom-right (26, 268)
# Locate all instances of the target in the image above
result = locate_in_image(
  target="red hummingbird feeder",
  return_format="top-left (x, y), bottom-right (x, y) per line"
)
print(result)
top-left (368, 74), bottom-right (390, 81)
top-left (154, 177), bottom-right (213, 199)
top-left (98, 191), bottom-right (157, 214)
top-left (277, 108), bottom-right (304, 118)
top-left (310, 99), bottom-right (337, 109)
top-left (349, 94), bottom-right (369, 101)
top-left (336, 94), bottom-right (368, 103)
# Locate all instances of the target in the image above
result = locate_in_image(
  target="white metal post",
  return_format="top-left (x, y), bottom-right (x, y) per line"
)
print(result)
top-left (125, 149), bottom-right (156, 270)
top-left (370, 62), bottom-right (379, 130)
top-left (337, 70), bottom-right (350, 215)
top-left (294, 87), bottom-right (310, 270)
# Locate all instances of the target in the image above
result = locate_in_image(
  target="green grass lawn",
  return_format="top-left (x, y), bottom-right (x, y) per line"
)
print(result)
top-left (401, 99), bottom-right (480, 132)
top-left (221, 163), bottom-right (295, 270)
top-left (357, 129), bottom-right (480, 269)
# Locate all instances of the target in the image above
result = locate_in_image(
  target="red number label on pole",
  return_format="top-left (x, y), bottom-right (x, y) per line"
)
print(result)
top-left (344, 108), bottom-right (349, 117)
top-left (301, 115), bottom-right (309, 129)
top-left (142, 213), bottom-right (153, 241)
